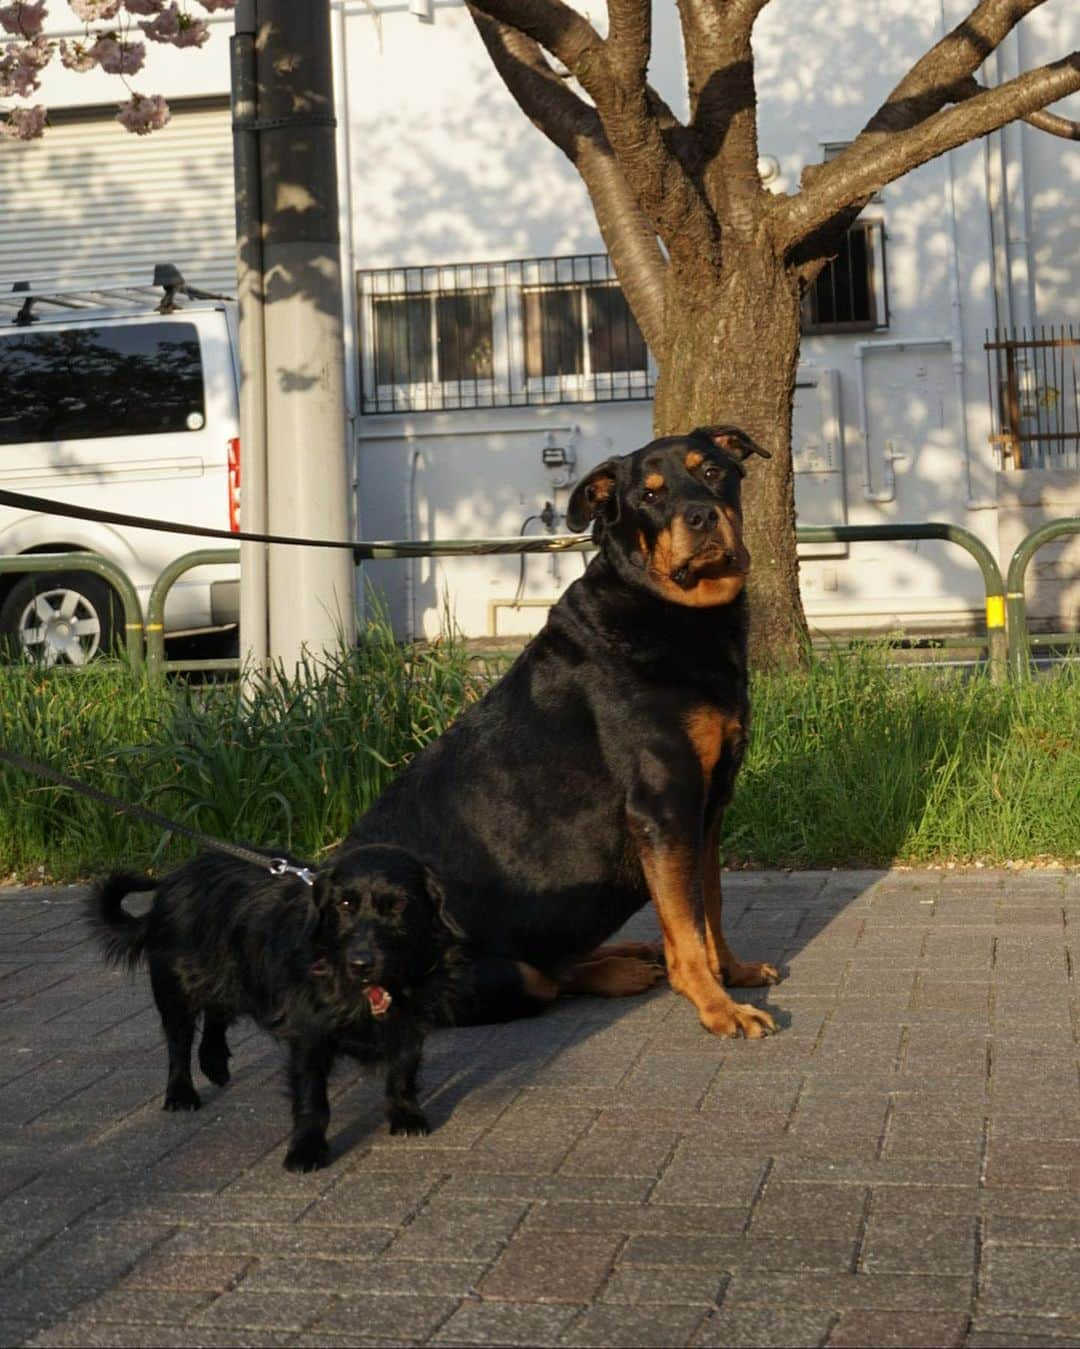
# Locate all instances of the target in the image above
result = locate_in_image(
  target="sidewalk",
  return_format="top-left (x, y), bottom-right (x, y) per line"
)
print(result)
top-left (0, 870), bottom-right (1077, 1349)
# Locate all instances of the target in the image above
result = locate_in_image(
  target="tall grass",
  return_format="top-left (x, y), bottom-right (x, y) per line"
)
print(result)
top-left (0, 625), bottom-right (1077, 880)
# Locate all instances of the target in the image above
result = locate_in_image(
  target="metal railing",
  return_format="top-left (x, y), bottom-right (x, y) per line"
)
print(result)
top-left (5, 518), bottom-right (1077, 683)
top-left (1005, 518), bottom-right (1080, 680)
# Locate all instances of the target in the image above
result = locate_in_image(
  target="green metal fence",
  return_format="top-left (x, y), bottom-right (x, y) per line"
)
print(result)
top-left (4, 517), bottom-right (1076, 681)
top-left (1005, 518), bottom-right (1080, 680)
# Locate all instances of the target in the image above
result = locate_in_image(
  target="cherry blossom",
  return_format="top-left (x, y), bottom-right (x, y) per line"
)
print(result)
top-left (0, 2), bottom-right (47, 37)
top-left (0, 0), bottom-right (234, 139)
top-left (90, 33), bottom-right (145, 74)
top-left (0, 101), bottom-right (45, 136)
top-left (116, 89), bottom-right (168, 132)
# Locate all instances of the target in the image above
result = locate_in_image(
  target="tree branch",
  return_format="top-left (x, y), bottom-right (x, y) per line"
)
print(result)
top-left (960, 74), bottom-right (1080, 139)
top-left (862, 0), bottom-right (1049, 135)
top-left (469, 0), bottom-right (716, 258)
top-left (776, 50), bottom-right (1080, 253)
top-left (468, 11), bottom-right (669, 349)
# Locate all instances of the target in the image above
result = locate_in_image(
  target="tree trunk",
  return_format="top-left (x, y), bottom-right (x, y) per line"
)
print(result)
top-left (652, 242), bottom-right (807, 668)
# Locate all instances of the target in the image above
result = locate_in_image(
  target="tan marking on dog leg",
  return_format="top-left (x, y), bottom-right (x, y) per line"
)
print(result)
top-left (583, 941), bottom-right (665, 964)
top-left (516, 962), bottom-right (559, 1002)
top-left (702, 816), bottom-right (780, 989)
top-left (637, 839), bottom-right (775, 1038)
top-left (562, 955), bottom-right (665, 997)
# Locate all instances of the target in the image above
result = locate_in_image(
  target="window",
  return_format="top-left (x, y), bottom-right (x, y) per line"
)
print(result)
top-left (524, 282), bottom-right (648, 381)
top-left (802, 220), bottom-right (888, 334)
top-left (372, 290), bottom-right (494, 389)
top-left (0, 321), bottom-right (205, 444)
top-left (358, 255), bottom-right (654, 413)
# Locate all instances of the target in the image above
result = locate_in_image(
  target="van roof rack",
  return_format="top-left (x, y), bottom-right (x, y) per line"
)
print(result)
top-left (0, 264), bottom-right (234, 326)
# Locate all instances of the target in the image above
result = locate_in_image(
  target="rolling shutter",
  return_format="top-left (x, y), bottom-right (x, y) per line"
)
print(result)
top-left (0, 103), bottom-right (236, 295)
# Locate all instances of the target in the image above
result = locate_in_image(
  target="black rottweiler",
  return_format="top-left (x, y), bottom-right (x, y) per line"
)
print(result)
top-left (345, 426), bottom-right (778, 1038)
top-left (87, 845), bottom-right (462, 1170)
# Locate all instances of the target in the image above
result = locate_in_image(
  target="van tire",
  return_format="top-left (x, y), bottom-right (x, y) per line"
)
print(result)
top-left (0, 571), bottom-right (122, 666)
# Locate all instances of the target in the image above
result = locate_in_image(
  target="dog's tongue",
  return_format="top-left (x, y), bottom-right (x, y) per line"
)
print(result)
top-left (365, 985), bottom-right (392, 1017)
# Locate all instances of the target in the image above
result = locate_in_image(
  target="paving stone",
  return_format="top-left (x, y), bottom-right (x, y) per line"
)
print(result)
top-left (566, 1302), bottom-right (706, 1347)
top-left (598, 1264), bottom-right (727, 1306)
top-left (480, 1232), bottom-right (622, 1303)
top-left (723, 1272), bottom-right (971, 1312)
top-left (694, 1306), bottom-right (836, 1348)
top-left (860, 1213), bottom-right (977, 1276)
top-left (432, 1300), bottom-right (579, 1346)
top-left (826, 1310), bottom-right (967, 1346)
top-left (980, 1244), bottom-right (1080, 1318)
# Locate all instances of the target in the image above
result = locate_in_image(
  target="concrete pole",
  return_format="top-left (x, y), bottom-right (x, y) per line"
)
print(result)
top-left (248, 0), bottom-right (356, 674)
top-left (230, 0), bottom-right (269, 685)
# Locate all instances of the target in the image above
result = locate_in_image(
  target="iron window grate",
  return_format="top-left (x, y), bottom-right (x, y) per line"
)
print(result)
top-left (357, 254), bottom-right (656, 414)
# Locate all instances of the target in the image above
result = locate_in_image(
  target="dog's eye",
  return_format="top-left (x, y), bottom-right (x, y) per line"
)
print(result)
top-left (703, 463), bottom-right (721, 482)
top-left (337, 897), bottom-right (354, 912)
top-left (642, 489), bottom-right (659, 505)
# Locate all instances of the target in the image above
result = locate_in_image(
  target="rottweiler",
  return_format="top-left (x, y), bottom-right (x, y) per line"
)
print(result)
top-left (345, 425), bottom-right (779, 1038)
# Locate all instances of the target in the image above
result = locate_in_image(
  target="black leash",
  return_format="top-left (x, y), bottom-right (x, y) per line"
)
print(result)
top-left (0, 487), bottom-right (586, 560)
top-left (0, 746), bottom-right (315, 886)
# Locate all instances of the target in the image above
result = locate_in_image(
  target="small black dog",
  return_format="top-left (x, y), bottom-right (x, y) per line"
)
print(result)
top-left (87, 844), bottom-right (461, 1172)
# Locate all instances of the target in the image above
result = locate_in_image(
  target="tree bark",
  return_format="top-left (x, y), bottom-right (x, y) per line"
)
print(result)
top-left (653, 241), bottom-right (806, 669)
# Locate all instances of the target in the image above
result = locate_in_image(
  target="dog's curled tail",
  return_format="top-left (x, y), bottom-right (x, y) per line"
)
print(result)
top-left (86, 873), bottom-right (156, 970)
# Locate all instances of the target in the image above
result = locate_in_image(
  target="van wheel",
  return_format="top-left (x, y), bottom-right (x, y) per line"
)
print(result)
top-left (0, 571), bottom-right (122, 667)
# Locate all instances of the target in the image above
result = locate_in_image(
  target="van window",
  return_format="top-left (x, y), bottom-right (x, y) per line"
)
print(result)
top-left (0, 321), bottom-right (205, 445)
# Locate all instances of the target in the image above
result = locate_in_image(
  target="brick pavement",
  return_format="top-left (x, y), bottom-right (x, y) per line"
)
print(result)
top-left (0, 869), bottom-right (1077, 1349)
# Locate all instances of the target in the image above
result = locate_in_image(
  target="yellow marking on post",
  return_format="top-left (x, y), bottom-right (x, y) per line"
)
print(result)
top-left (985, 596), bottom-right (1005, 630)
top-left (145, 623), bottom-right (165, 632)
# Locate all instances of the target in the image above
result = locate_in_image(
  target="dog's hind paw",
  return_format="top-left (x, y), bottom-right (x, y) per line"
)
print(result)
top-left (284, 1134), bottom-right (330, 1172)
top-left (725, 960), bottom-right (781, 988)
top-left (388, 1104), bottom-right (431, 1137)
top-left (163, 1082), bottom-right (202, 1111)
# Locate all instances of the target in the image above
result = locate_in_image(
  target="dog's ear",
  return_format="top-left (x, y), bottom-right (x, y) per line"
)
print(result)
top-left (567, 458), bottom-right (620, 532)
top-left (692, 426), bottom-right (771, 463)
top-left (423, 866), bottom-right (465, 942)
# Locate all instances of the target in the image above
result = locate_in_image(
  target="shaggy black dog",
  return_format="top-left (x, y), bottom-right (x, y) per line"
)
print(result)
top-left (87, 844), bottom-right (461, 1172)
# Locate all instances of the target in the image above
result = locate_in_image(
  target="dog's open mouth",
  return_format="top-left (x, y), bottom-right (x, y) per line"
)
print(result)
top-left (364, 984), bottom-right (393, 1017)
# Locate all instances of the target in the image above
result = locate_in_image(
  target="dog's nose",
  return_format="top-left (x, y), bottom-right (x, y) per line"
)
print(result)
top-left (684, 503), bottom-right (719, 533)
top-left (348, 951), bottom-right (376, 977)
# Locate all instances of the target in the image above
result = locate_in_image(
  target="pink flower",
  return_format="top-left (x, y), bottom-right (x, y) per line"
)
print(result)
top-left (1, 104), bottom-right (47, 139)
top-left (69, 0), bottom-right (122, 20)
top-left (90, 35), bottom-right (146, 75)
top-left (0, 36), bottom-right (51, 99)
top-left (60, 39), bottom-right (98, 72)
top-left (0, 2), bottom-right (47, 38)
top-left (143, 2), bottom-right (209, 47)
top-left (122, 0), bottom-right (166, 12)
top-left (116, 91), bottom-right (170, 134)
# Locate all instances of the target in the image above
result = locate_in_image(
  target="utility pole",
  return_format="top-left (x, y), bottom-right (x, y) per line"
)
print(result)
top-left (231, 0), bottom-right (356, 679)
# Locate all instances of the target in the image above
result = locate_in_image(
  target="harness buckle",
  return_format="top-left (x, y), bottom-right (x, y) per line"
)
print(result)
top-left (269, 858), bottom-right (316, 887)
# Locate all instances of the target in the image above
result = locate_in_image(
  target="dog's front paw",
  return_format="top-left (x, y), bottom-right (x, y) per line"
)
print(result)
top-left (388, 1104), bottom-right (430, 1137)
top-left (198, 1046), bottom-right (231, 1087)
top-left (698, 999), bottom-right (777, 1039)
top-left (284, 1133), bottom-right (330, 1172)
top-left (163, 1081), bottom-right (202, 1111)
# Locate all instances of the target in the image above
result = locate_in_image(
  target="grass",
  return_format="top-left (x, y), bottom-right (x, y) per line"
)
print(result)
top-left (0, 620), bottom-right (1077, 881)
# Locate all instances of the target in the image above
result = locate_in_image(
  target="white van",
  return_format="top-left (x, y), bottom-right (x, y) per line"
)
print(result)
top-left (0, 266), bottom-right (241, 665)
